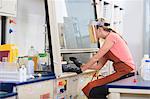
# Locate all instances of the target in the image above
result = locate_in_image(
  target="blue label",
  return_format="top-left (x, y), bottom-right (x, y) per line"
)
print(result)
top-left (145, 60), bottom-right (150, 62)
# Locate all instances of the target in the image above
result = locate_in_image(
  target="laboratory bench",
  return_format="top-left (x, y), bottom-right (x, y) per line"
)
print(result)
top-left (0, 70), bottom-right (95, 99)
top-left (2, 71), bottom-right (146, 99)
top-left (107, 75), bottom-right (150, 99)
top-left (0, 74), bottom-right (56, 99)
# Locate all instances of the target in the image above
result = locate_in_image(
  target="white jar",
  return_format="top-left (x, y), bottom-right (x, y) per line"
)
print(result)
top-left (141, 60), bottom-right (150, 80)
top-left (139, 54), bottom-right (149, 75)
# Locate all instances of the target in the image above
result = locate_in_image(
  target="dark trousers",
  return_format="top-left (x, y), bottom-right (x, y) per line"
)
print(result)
top-left (89, 85), bottom-right (108, 99)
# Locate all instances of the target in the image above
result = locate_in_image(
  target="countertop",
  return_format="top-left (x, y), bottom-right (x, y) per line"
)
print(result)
top-left (1, 73), bottom-right (56, 86)
top-left (107, 75), bottom-right (150, 89)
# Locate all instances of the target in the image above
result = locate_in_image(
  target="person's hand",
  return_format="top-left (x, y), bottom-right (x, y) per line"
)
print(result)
top-left (81, 64), bottom-right (89, 71)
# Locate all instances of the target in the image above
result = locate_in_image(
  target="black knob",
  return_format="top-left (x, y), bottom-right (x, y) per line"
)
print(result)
top-left (69, 57), bottom-right (82, 67)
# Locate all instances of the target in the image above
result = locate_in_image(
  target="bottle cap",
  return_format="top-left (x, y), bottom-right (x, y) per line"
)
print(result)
top-left (38, 53), bottom-right (47, 57)
top-left (28, 57), bottom-right (32, 60)
top-left (144, 54), bottom-right (149, 59)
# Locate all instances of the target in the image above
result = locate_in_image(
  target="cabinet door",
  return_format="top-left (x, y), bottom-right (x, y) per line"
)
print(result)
top-left (77, 72), bottom-right (95, 98)
top-left (0, 0), bottom-right (17, 17)
top-left (17, 80), bottom-right (54, 99)
top-left (67, 76), bottom-right (78, 98)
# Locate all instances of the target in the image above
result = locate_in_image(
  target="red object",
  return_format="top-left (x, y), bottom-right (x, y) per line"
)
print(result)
top-left (40, 93), bottom-right (50, 99)
top-left (133, 78), bottom-right (137, 83)
top-left (0, 51), bottom-right (10, 62)
top-left (58, 81), bottom-right (63, 86)
top-left (9, 19), bottom-right (16, 24)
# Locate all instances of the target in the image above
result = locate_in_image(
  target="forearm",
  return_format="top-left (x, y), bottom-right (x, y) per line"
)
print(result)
top-left (87, 65), bottom-right (102, 70)
top-left (81, 58), bottom-right (107, 71)
top-left (81, 40), bottom-right (113, 71)
top-left (85, 49), bottom-right (106, 68)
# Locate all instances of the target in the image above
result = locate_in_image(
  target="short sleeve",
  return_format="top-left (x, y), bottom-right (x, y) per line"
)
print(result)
top-left (106, 33), bottom-right (118, 43)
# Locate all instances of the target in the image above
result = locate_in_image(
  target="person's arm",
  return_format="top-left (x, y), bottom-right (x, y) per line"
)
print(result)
top-left (81, 39), bottom-right (114, 71)
top-left (84, 57), bottom-right (107, 70)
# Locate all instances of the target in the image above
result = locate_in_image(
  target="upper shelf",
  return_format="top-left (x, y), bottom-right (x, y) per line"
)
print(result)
top-left (0, 0), bottom-right (17, 17)
top-left (60, 48), bottom-right (99, 54)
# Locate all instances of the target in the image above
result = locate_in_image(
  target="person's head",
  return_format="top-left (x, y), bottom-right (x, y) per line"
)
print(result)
top-left (94, 18), bottom-right (116, 39)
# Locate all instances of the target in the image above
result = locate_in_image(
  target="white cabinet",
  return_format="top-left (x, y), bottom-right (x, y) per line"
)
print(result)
top-left (0, 0), bottom-right (17, 17)
top-left (54, 76), bottom-right (78, 99)
top-left (54, 71), bottom-right (95, 99)
top-left (67, 76), bottom-right (78, 98)
top-left (77, 72), bottom-right (95, 99)
top-left (16, 80), bottom-right (54, 99)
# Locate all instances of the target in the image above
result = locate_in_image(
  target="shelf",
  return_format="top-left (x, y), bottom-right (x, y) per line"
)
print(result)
top-left (60, 48), bottom-right (99, 54)
top-left (0, 0), bottom-right (17, 17)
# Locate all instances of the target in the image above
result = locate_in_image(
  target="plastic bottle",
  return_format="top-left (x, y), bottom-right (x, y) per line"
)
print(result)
top-left (141, 59), bottom-right (150, 80)
top-left (140, 54), bottom-right (150, 80)
top-left (22, 65), bottom-right (27, 81)
top-left (140, 54), bottom-right (149, 75)
top-left (27, 58), bottom-right (34, 76)
top-left (19, 66), bottom-right (24, 82)
top-left (19, 65), bottom-right (27, 82)
top-left (28, 46), bottom-right (38, 71)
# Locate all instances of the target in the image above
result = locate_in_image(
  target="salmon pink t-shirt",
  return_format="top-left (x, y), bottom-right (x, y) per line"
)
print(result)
top-left (106, 33), bottom-right (135, 70)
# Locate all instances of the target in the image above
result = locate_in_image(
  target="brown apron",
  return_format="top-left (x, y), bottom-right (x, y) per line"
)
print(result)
top-left (82, 51), bottom-right (134, 97)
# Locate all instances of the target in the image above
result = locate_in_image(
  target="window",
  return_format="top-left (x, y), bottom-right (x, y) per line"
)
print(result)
top-left (55, 0), bottom-right (97, 49)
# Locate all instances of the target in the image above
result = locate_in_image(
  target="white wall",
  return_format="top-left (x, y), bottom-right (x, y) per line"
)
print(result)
top-left (121, 0), bottom-right (144, 67)
top-left (55, 0), bottom-right (68, 23)
top-left (15, 0), bottom-right (45, 56)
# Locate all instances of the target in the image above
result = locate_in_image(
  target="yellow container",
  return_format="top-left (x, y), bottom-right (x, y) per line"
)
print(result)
top-left (0, 44), bottom-right (18, 62)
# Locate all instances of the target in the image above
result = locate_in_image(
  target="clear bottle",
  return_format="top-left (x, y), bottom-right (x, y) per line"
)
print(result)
top-left (27, 58), bottom-right (34, 76)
